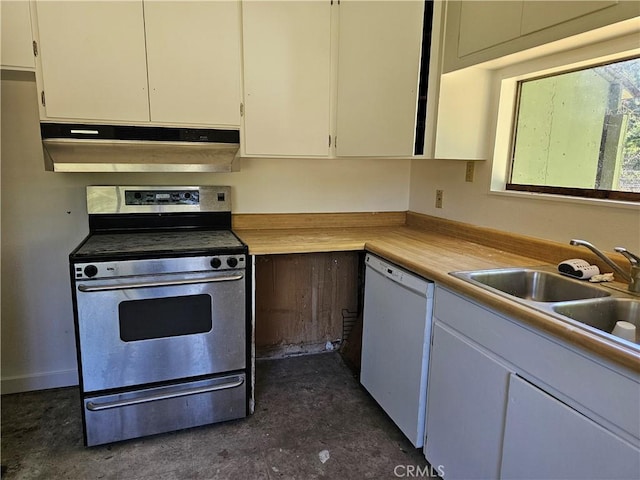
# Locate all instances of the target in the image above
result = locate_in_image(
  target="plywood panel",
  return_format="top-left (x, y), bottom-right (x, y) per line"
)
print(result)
top-left (255, 252), bottom-right (361, 357)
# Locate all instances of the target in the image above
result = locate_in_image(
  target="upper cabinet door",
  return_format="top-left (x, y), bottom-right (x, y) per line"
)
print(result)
top-left (457, 0), bottom-right (523, 57)
top-left (144, 1), bottom-right (241, 127)
top-left (1, 1), bottom-right (35, 71)
top-left (335, 0), bottom-right (424, 157)
top-left (34, 1), bottom-right (149, 122)
top-left (521, 0), bottom-right (618, 35)
top-left (444, 0), bottom-right (637, 73)
top-left (241, 1), bottom-right (331, 157)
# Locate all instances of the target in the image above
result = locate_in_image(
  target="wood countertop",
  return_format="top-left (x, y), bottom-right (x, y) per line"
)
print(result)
top-left (234, 213), bottom-right (640, 374)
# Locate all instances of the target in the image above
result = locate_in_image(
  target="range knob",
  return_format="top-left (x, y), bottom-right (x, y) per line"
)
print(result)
top-left (84, 265), bottom-right (98, 278)
top-left (226, 257), bottom-right (238, 268)
top-left (210, 257), bottom-right (222, 269)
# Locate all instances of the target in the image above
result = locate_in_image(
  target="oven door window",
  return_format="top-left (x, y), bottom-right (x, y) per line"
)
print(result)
top-left (119, 294), bottom-right (212, 342)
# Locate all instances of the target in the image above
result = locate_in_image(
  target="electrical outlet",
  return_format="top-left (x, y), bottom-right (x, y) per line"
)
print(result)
top-left (465, 161), bottom-right (475, 182)
top-left (435, 190), bottom-right (443, 208)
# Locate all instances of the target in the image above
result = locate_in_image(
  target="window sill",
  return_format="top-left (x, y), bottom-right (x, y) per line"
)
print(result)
top-left (488, 188), bottom-right (640, 211)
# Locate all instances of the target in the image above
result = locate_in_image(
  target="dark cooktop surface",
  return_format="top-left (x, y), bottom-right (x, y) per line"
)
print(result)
top-left (71, 229), bottom-right (246, 260)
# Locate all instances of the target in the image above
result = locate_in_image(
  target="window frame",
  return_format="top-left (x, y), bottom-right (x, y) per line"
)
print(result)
top-left (505, 54), bottom-right (640, 202)
top-left (489, 30), bottom-right (640, 206)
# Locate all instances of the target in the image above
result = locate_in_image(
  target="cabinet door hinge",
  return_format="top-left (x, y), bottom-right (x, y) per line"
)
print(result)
top-left (41, 91), bottom-right (45, 107)
top-left (240, 102), bottom-right (244, 117)
top-left (32, 40), bottom-right (38, 57)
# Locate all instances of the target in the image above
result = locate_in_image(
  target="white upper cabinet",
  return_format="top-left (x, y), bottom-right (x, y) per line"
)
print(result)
top-left (241, 0), bottom-right (426, 158)
top-left (34, 1), bottom-right (149, 122)
top-left (520, 0), bottom-right (618, 35)
top-left (144, 1), bottom-right (241, 127)
top-left (335, 0), bottom-right (424, 157)
top-left (241, 1), bottom-right (332, 157)
top-left (1, 1), bottom-right (35, 71)
top-left (456, 1), bottom-right (523, 57)
top-left (32, 0), bottom-right (242, 127)
top-left (445, 0), bottom-right (639, 72)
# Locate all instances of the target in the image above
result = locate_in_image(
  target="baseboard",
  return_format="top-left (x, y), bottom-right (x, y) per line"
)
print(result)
top-left (1, 369), bottom-right (78, 395)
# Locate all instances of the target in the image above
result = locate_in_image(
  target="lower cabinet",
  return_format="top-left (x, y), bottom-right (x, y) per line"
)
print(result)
top-left (502, 374), bottom-right (640, 480)
top-left (425, 286), bottom-right (640, 480)
top-left (425, 323), bottom-right (511, 479)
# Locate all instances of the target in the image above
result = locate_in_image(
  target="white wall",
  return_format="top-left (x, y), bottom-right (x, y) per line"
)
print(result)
top-left (411, 26), bottom-right (640, 253)
top-left (409, 159), bottom-right (640, 252)
top-left (0, 72), bottom-right (411, 393)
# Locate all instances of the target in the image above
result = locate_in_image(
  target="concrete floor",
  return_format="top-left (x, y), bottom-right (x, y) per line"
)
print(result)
top-left (1, 353), bottom-right (429, 479)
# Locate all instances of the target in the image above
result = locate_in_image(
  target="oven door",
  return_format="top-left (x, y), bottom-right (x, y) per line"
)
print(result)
top-left (75, 268), bottom-right (246, 393)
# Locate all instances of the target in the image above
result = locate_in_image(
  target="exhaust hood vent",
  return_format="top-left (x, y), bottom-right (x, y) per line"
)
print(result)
top-left (41, 123), bottom-right (241, 173)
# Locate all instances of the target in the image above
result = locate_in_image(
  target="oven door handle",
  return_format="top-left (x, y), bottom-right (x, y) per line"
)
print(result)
top-left (85, 376), bottom-right (245, 411)
top-left (77, 273), bottom-right (244, 292)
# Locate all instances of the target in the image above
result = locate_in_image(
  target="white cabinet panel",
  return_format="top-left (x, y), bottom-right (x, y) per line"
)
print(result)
top-left (241, 1), bottom-right (331, 156)
top-left (425, 322), bottom-right (511, 480)
top-left (457, 0), bottom-right (523, 57)
top-left (144, 1), bottom-right (241, 127)
top-left (34, 1), bottom-right (149, 122)
top-left (501, 374), bottom-right (640, 479)
top-left (1, 1), bottom-right (35, 70)
top-left (434, 287), bottom-right (640, 441)
top-left (444, 0), bottom-right (639, 73)
top-left (521, 0), bottom-right (618, 35)
top-left (335, 0), bottom-right (423, 157)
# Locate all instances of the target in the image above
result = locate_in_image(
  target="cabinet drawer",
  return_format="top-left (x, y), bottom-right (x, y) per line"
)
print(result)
top-left (84, 373), bottom-right (247, 446)
top-left (434, 286), bottom-right (640, 441)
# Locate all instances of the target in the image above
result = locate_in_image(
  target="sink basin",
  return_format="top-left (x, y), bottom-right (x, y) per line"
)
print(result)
top-left (451, 267), bottom-right (639, 350)
top-left (553, 298), bottom-right (640, 342)
top-left (452, 268), bottom-right (611, 302)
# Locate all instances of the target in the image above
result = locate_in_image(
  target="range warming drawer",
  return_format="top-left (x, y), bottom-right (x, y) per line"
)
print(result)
top-left (83, 373), bottom-right (247, 446)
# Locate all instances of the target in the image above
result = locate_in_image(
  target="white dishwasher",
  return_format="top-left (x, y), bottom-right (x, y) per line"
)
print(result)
top-left (361, 253), bottom-right (434, 448)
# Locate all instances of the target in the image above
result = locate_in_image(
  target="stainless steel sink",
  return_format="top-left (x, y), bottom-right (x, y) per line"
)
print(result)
top-left (553, 298), bottom-right (640, 342)
top-left (452, 268), bottom-right (611, 302)
top-left (450, 266), bottom-right (639, 350)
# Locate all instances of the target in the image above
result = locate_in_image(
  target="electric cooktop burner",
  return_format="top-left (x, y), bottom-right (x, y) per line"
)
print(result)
top-left (72, 229), bottom-right (245, 260)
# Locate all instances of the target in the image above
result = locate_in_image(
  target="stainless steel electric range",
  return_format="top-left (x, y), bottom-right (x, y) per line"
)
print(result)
top-left (69, 186), bottom-right (251, 446)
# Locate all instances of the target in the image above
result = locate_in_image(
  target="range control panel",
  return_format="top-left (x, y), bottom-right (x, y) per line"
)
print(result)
top-left (87, 186), bottom-right (231, 214)
top-left (125, 189), bottom-right (202, 206)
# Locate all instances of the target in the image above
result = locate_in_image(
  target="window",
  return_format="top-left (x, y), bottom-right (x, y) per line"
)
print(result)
top-left (507, 56), bottom-right (640, 202)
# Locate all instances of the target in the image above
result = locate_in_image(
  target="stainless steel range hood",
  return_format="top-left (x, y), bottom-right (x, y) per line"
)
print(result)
top-left (41, 123), bottom-right (241, 173)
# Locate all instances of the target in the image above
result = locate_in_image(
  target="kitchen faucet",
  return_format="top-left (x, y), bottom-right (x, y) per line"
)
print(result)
top-left (569, 239), bottom-right (640, 293)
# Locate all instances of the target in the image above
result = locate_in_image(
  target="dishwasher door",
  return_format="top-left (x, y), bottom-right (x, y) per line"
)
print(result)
top-left (361, 253), bottom-right (434, 448)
